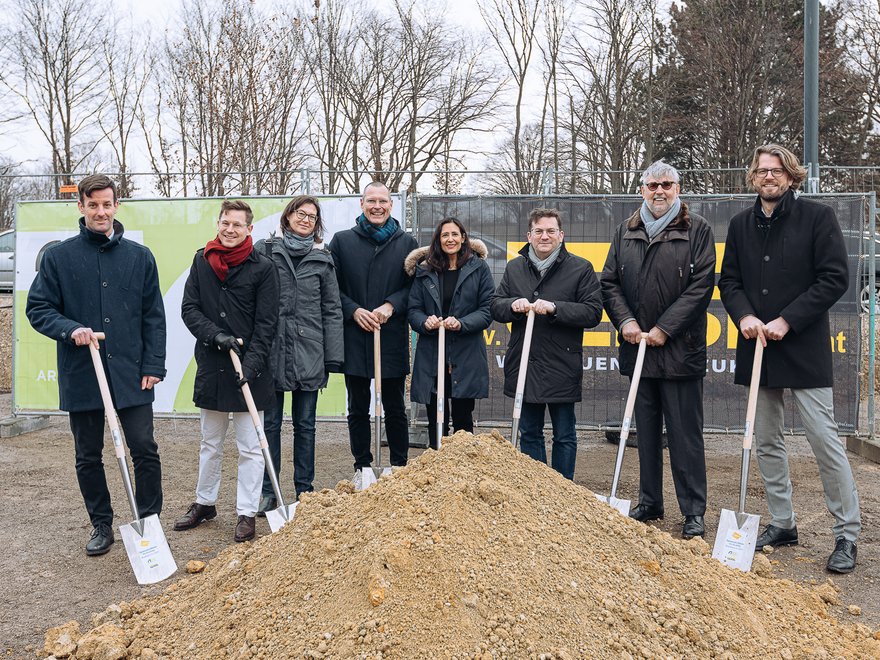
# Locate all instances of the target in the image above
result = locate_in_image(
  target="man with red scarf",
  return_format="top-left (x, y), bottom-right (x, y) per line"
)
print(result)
top-left (175, 200), bottom-right (279, 543)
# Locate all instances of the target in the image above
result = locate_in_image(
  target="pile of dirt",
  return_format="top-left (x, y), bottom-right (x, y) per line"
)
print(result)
top-left (45, 431), bottom-right (879, 659)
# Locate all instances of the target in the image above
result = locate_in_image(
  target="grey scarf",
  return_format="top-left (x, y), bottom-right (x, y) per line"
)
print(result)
top-left (640, 197), bottom-right (681, 240)
top-left (528, 244), bottom-right (562, 276)
top-left (281, 228), bottom-right (315, 256)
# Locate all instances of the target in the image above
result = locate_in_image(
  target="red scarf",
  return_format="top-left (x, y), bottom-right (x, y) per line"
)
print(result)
top-left (203, 235), bottom-right (253, 281)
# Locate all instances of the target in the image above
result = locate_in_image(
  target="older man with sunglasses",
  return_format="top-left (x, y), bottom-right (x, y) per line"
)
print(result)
top-left (601, 160), bottom-right (716, 539)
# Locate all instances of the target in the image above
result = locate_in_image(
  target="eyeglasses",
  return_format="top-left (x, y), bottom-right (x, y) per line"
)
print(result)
top-left (218, 220), bottom-right (248, 230)
top-left (644, 181), bottom-right (676, 191)
top-left (294, 209), bottom-right (318, 223)
top-left (530, 228), bottom-right (560, 237)
top-left (755, 168), bottom-right (785, 178)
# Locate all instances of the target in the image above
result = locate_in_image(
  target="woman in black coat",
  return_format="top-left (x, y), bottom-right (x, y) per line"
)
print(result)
top-left (407, 218), bottom-right (494, 448)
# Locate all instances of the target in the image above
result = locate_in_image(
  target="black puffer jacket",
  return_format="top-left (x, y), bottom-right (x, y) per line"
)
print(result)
top-left (328, 220), bottom-right (418, 379)
top-left (406, 240), bottom-right (494, 404)
top-left (601, 204), bottom-right (716, 379)
top-left (490, 243), bottom-right (603, 403)
top-left (181, 247), bottom-right (279, 412)
top-left (719, 190), bottom-right (848, 388)
top-left (255, 238), bottom-right (344, 392)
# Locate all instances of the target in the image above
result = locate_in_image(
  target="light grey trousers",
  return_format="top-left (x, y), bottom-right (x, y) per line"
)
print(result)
top-left (754, 387), bottom-right (860, 542)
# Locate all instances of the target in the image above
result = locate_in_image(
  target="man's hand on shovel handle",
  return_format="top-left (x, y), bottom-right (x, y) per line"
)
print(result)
top-left (739, 315), bottom-right (768, 347)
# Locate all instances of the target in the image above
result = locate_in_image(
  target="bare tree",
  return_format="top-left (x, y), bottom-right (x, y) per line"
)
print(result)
top-left (843, 0), bottom-right (880, 162)
top-left (1, 0), bottom-right (109, 189)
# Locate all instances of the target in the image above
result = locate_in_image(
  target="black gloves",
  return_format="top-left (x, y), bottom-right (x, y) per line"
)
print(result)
top-left (213, 332), bottom-right (241, 356)
top-left (236, 367), bottom-right (254, 389)
top-left (324, 362), bottom-right (343, 374)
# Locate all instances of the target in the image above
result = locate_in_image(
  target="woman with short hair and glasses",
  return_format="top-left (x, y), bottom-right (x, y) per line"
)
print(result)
top-left (405, 218), bottom-right (494, 448)
top-left (254, 195), bottom-right (343, 513)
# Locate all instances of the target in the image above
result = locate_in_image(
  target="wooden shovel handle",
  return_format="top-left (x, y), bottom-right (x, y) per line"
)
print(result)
top-left (87, 338), bottom-right (125, 459)
top-left (743, 341), bottom-right (764, 450)
top-left (620, 334), bottom-right (649, 436)
top-left (512, 309), bottom-right (536, 419)
top-left (228, 348), bottom-right (262, 433)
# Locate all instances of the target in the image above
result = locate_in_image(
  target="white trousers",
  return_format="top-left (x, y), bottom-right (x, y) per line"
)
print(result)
top-left (195, 409), bottom-right (264, 517)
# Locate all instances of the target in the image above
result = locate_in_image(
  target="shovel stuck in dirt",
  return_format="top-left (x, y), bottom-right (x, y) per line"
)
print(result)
top-left (510, 309), bottom-right (536, 448)
top-left (88, 333), bottom-right (177, 585)
top-left (355, 328), bottom-right (392, 490)
top-left (712, 341), bottom-right (764, 571)
top-left (436, 324), bottom-right (446, 450)
top-left (596, 334), bottom-right (648, 516)
top-left (229, 346), bottom-right (296, 532)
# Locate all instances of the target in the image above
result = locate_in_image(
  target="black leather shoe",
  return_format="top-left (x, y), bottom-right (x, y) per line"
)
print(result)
top-left (629, 503), bottom-right (664, 522)
top-left (682, 515), bottom-right (705, 539)
top-left (256, 494), bottom-right (277, 518)
top-left (826, 537), bottom-right (857, 574)
top-left (173, 503), bottom-right (217, 531)
top-left (86, 523), bottom-right (114, 556)
top-left (755, 524), bottom-right (798, 551)
top-left (234, 515), bottom-right (256, 543)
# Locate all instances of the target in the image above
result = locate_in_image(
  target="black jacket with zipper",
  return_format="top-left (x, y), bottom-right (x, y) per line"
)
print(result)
top-left (490, 242), bottom-right (602, 403)
top-left (601, 204), bottom-right (716, 379)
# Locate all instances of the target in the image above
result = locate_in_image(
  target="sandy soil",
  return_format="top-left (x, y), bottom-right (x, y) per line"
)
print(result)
top-left (0, 391), bottom-right (878, 657)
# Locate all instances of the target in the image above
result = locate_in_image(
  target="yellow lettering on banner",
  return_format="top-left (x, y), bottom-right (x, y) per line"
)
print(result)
top-left (706, 313), bottom-right (722, 346)
top-left (483, 329), bottom-right (496, 346)
top-left (727, 315), bottom-right (738, 349)
top-left (583, 311), bottom-right (616, 347)
top-left (832, 332), bottom-right (847, 353)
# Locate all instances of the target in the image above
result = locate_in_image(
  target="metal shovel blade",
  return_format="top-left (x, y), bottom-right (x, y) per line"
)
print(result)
top-left (712, 508), bottom-right (761, 572)
top-left (594, 493), bottom-right (631, 516)
top-left (265, 502), bottom-right (298, 533)
top-left (354, 468), bottom-right (378, 491)
top-left (119, 514), bottom-right (178, 585)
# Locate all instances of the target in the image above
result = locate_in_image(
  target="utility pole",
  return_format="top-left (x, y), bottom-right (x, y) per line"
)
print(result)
top-left (804, 0), bottom-right (819, 192)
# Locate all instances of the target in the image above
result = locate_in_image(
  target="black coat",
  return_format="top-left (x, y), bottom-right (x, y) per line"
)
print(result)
top-left (26, 219), bottom-right (166, 412)
top-left (490, 243), bottom-right (603, 403)
top-left (601, 205), bottom-right (716, 379)
top-left (255, 238), bottom-right (344, 392)
top-left (328, 220), bottom-right (418, 378)
top-left (406, 240), bottom-right (494, 404)
top-left (181, 247), bottom-right (279, 412)
top-left (719, 191), bottom-right (848, 388)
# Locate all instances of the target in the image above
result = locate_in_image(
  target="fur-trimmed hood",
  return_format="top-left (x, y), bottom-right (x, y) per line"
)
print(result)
top-left (404, 238), bottom-right (487, 276)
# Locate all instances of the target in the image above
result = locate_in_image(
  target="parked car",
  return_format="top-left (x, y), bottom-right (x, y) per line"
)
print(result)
top-left (857, 234), bottom-right (880, 314)
top-left (0, 229), bottom-right (14, 292)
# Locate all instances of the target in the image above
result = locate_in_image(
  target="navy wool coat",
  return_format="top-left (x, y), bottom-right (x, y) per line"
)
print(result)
top-left (26, 219), bottom-right (167, 412)
top-left (406, 240), bottom-right (494, 404)
top-left (181, 247), bottom-right (279, 412)
top-left (328, 220), bottom-right (418, 379)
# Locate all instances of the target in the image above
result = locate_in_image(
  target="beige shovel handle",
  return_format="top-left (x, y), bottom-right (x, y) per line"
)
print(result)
top-left (373, 329), bottom-right (382, 415)
top-left (620, 334), bottom-right (649, 439)
top-left (436, 324), bottom-right (445, 449)
top-left (87, 334), bottom-right (125, 460)
top-left (743, 341), bottom-right (764, 450)
top-left (512, 309), bottom-right (536, 419)
top-left (228, 349), bottom-right (264, 445)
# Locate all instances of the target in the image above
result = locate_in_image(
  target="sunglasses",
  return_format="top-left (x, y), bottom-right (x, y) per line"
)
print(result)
top-left (644, 181), bottom-right (676, 191)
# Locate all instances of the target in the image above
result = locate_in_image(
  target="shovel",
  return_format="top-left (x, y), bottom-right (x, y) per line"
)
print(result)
top-left (510, 308), bottom-right (536, 447)
top-left (229, 346), bottom-right (296, 532)
top-left (712, 341), bottom-right (764, 571)
top-left (596, 334), bottom-right (648, 515)
top-left (88, 332), bottom-right (177, 585)
top-left (436, 323), bottom-right (445, 450)
top-left (356, 328), bottom-right (392, 490)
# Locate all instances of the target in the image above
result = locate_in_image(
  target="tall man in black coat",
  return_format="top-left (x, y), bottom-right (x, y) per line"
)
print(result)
top-left (175, 200), bottom-right (279, 543)
top-left (491, 208), bottom-right (603, 480)
top-left (601, 161), bottom-right (715, 539)
top-left (719, 144), bottom-right (861, 573)
top-left (26, 174), bottom-right (167, 556)
top-left (328, 182), bottom-right (418, 477)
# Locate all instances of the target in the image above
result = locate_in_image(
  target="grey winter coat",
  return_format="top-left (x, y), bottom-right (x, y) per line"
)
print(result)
top-left (26, 219), bottom-right (166, 412)
top-left (406, 240), bottom-right (494, 404)
top-left (719, 190), bottom-right (848, 388)
top-left (601, 204), bottom-right (716, 379)
top-left (490, 243), bottom-right (603, 404)
top-left (255, 238), bottom-right (344, 391)
top-left (328, 219), bottom-right (418, 379)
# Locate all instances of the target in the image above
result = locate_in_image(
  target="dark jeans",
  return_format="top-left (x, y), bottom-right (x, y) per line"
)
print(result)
top-left (425, 372), bottom-right (475, 449)
top-left (633, 377), bottom-right (707, 516)
top-left (518, 401), bottom-right (577, 480)
top-left (262, 389), bottom-right (319, 499)
top-left (68, 403), bottom-right (163, 527)
top-left (344, 374), bottom-right (409, 469)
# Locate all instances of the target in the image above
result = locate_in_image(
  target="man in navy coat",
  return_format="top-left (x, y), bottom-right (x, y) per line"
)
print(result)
top-left (27, 174), bottom-right (167, 556)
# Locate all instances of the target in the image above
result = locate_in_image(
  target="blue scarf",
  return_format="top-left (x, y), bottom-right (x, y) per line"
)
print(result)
top-left (640, 197), bottom-right (681, 240)
top-left (357, 214), bottom-right (399, 245)
top-left (281, 228), bottom-right (314, 256)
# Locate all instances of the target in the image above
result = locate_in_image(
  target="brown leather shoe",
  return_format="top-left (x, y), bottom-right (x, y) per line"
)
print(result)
top-left (234, 515), bottom-right (256, 542)
top-left (173, 502), bottom-right (217, 531)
